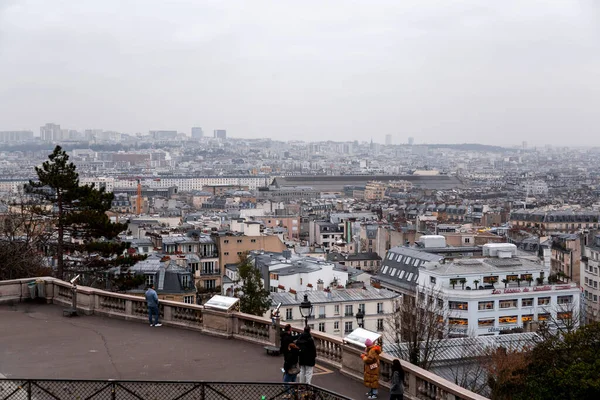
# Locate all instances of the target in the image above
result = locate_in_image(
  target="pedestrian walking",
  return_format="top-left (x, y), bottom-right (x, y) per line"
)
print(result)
top-left (145, 284), bottom-right (161, 327)
top-left (390, 359), bottom-right (405, 400)
top-left (360, 338), bottom-right (382, 399)
top-left (296, 326), bottom-right (317, 385)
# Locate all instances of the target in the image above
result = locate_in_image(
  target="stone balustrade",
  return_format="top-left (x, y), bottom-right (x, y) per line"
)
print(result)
top-left (0, 277), bottom-right (488, 400)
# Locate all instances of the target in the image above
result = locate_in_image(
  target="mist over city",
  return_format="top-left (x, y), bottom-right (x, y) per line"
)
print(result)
top-left (1, 2), bottom-right (600, 400)
top-left (1, 0), bottom-right (599, 145)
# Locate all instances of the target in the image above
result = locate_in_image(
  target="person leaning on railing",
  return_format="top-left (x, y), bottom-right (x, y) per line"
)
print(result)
top-left (360, 339), bottom-right (382, 399)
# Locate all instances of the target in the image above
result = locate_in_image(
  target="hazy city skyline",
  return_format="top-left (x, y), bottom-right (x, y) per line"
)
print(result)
top-left (0, 1), bottom-right (598, 146)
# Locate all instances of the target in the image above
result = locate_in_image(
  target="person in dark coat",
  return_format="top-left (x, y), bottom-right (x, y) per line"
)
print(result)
top-left (390, 359), bottom-right (405, 399)
top-left (280, 324), bottom-right (297, 356)
top-left (283, 342), bottom-right (300, 395)
top-left (296, 326), bottom-right (317, 384)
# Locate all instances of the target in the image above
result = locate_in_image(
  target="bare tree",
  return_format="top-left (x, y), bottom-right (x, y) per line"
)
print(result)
top-left (0, 195), bottom-right (52, 280)
top-left (385, 285), bottom-right (452, 370)
top-left (536, 298), bottom-right (581, 339)
top-left (446, 334), bottom-right (490, 396)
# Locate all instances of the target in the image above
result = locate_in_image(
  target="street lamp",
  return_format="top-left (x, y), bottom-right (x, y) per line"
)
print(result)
top-left (356, 309), bottom-right (365, 328)
top-left (299, 294), bottom-right (313, 327)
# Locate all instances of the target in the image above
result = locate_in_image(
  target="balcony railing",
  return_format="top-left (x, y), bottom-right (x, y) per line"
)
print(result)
top-left (200, 269), bottom-right (221, 276)
top-left (0, 277), bottom-right (489, 400)
top-left (0, 379), bottom-right (351, 400)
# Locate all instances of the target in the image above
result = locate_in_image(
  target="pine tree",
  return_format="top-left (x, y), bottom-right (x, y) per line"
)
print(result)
top-left (25, 146), bottom-right (126, 280)
top-left (236, 253), bottom-right (271, 316)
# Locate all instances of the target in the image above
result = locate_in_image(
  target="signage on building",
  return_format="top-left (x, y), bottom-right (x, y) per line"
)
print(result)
top-left (491, 285), bottom-right (574, 295)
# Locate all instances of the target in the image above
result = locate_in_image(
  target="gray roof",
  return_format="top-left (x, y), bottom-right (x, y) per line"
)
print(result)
top-left (272, 175), bottom-right (464, 191)
top-left (270, 287), bottom-right (399, 306)
top-left (384, 332), bottom-right (541, 365)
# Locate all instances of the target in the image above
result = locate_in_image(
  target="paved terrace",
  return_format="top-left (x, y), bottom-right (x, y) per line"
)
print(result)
top-left (0, 278), bottom-right (486, 400)
top-left (0, 304), bottom-right (374, 399)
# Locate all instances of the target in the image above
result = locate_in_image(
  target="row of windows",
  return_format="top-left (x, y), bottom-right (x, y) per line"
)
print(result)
top-left (449, 312), bottom-right (574, 328)
top-left (386, 253), bottom-right (424, 267)
top-left (381, 265), bottom-right (417, 282)
top-left (284, 303), bottom-right (384, 320)
top-left (467, 296), bottom-right (573, 311)
top-left (584, 290), bottom-right (599, 303)
top-left (585, 263), bottom-right (599, 274)
top-left (310, 319), bottom-right (385, 334)
top-left (223, 239), bottom-right (257, 244)
top-left (585, 277), bottom-right (599, 288)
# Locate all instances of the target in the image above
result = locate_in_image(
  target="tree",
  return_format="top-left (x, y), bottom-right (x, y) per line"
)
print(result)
top-left (484, 343), bottom-right (530, 400)
top-left (516, 322), bottom-right (600, 400)
top-left (0, 196), bottom-right (52, 280)
top-left (236, 253), bottom-right (271, 316)
top-left (25, 146), bottom-right (126, 280)
top-left (385, 285), bottom-right (451, 370)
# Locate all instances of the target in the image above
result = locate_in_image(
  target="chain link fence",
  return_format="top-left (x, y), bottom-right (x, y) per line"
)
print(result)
top-left (0, 379), bottom-right (352, 400)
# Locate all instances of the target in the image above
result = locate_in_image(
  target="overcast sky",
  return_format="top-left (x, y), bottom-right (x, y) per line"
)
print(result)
top-left (0, 0), bottom-right (598, 145)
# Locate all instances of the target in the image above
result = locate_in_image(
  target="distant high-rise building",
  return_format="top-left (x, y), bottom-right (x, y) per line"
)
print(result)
top-left (214, 129), bottom-right (227, 139)
top-left (40, 123), bottom-right (61, 142)
top-left (149, 130), bottom-right (178, 140)
top-left (408, 137), bottom-right (414, 146)
top-left (522, 141), bottom-right (527, 150)
top-left (0, 130), bottom-right (34, 143)
top-left (191, 127), bottom-right (204, 140)
top-left (385, 134), bottom-right (392, 146)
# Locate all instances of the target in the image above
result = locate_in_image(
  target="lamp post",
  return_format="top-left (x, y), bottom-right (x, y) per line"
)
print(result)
top-left (356, 309), bottom-right (365, 328)
top-left (299, 294), bottom-right (313, 327)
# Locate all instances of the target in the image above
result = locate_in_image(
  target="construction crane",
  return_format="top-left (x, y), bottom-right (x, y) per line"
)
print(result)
top-left (136, 179), bottom-right (142, 215)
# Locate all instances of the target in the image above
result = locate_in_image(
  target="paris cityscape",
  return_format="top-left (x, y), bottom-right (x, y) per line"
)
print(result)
top-left (1, 1), bottom-right (599, 399)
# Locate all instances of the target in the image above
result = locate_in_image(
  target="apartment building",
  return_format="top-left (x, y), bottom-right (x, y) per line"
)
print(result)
top-left (147, 233), bottom-right (220, 291)
top-left (268, 287), bottom-right (398, 337)
top-left (372, 240), bottom-right (581, 336)
top-left (215, 234), bottom-right (287, 266)
top-left (549, 234), bottom-right (582, 283)
top-left (582, 234), bottom-right (600, 323)
top-left (308, 221), bottom-right (344, 251)
top-left (510, 209), bottom-right (599, 235)
top-left (126, 254), bottom-right (197, 304)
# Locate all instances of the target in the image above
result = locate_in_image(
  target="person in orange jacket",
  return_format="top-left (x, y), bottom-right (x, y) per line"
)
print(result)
top-left (361, 339), bottom-right (382, 399)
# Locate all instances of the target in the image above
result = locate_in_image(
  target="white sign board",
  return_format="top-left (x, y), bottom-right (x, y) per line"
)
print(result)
top-left (204, 295), bottom-right (240, 312)
top-left (344, 328), bottom-right (382, 349)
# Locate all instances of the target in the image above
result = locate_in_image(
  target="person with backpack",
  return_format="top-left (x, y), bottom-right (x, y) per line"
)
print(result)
top-left (390, 359), bottom-right (405, 399)
top-left (296, 326), bottom-right (317, 385)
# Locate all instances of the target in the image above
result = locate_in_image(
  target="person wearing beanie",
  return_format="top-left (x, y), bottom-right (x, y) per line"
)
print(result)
top-left (360, 338), bottom-right (382, 399)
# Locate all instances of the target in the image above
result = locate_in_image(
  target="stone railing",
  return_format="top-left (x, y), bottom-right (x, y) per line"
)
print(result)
top-left (0, 277), bottom-right (488, 400)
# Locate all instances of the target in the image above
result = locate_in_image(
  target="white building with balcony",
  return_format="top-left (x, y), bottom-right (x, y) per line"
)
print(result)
top-left (268, 287), bottom-right (398, 337)
top-left (373, 240), bottom-right (581, 336)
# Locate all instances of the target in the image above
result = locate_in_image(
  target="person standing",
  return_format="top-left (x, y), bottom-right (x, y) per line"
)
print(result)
top-left (280, 324), bottom-right (298, 357)
top-left (145, 284), bottom-right (161, 327)
top-left (283, 342), bottom-right (301, 396)
top-left (361, 338), bottom-right (382, 399)
top-left (296, 326), bottom-right (317, 385)
top-left (390, 359), bottom-right (405, 400)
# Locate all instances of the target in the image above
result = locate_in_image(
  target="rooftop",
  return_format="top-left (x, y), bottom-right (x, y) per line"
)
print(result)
top-left (270, 287), bottom-right (399, 306)
top-left (0, 303), bottom-right (374, 399)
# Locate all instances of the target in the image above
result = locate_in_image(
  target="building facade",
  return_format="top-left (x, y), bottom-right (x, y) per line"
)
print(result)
top-left (372, 241), bottom-right (581, 336)
top-left (582, 235), bottom-right (600, 324)
top-left (268, 287), bottom-right (398, 337)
